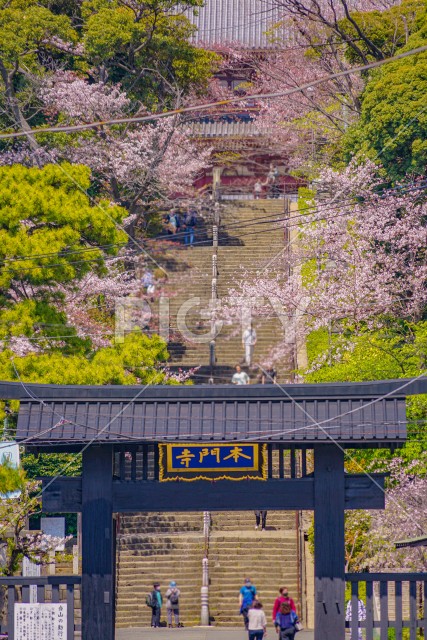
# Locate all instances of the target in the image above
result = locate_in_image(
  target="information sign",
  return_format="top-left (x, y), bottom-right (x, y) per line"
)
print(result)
top-left (15, 603), bottom-right (67, 640)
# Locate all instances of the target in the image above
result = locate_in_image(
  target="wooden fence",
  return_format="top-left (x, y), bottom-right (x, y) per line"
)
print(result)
top-left (0, 575), bottom-right (81, 639)
top-left (346, 573), bottom-right (427, 640)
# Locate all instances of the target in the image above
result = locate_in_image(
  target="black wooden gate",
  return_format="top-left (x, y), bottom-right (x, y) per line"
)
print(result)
top-left (346, 573), bottom-right (427, 640)
top-left (2, 377), bottom-right (423, 640)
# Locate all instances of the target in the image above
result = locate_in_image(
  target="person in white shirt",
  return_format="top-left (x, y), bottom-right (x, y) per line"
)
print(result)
top-left (253, 180), bottom-right (263, 199)
top-left (232, 365), bottom-right (250, 385)
top-left (242, 325), bottom-right (257, 366)
top-left (248, 600), bottom-right (267, 640)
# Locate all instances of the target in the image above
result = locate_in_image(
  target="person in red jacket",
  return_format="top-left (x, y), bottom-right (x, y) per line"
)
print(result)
top-left (272, 586), bottom-right (296, 621)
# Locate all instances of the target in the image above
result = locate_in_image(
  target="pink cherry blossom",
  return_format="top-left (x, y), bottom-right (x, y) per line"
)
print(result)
top-left (222, 161), bottom-right (427, 364)
top-left (40, 72), bottom-right (130, 122)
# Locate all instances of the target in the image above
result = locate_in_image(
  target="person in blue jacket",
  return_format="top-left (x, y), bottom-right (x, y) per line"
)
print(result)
top-left (151, 582), bottom-right (163, 628)
top-left (239, 577), bottom-right (257, 629)
top-left (274, 601), bottom-right (300, 639)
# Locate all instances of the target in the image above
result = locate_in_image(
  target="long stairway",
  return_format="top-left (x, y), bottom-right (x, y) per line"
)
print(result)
top-left (114, 200), bottom-right (299, 631)
top-left (115, 512), bottom-right (205, 628)
top-left (115, 509), bottom-right (299, 629)
top-left (165, 199), bottom-right (292, 382)
top-left (209, 511), bottom-right (299, 627)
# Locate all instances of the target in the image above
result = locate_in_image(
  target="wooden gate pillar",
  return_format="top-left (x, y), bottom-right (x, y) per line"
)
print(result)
top-left (82, 445), bottom-right (115, 640)
top-left (314, 445), bottom-right (345, 640)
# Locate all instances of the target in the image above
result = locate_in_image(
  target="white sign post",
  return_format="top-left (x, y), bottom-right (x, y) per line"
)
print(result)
top-left (40, 517), bottom-right (66, 551)
top-left (15, 603), bottom-right (67, 640)
top-left (22, 557), bottom-right (40, 603)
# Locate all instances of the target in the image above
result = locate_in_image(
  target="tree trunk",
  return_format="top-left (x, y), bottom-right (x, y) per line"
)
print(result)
top-left (0, 59), bottom-right (42, 162)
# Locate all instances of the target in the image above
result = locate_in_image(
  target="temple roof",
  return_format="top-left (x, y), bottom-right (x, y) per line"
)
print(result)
top-left (192, 120), bottom-right (262, 137)
top-left (8, 379), bottom-right (415, 446)
top-left (187, 0), bottom-right (285, 48)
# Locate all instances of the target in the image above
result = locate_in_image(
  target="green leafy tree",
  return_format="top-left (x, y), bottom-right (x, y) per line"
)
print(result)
top-left (81, 0), bottom-right (218, 103)
top-left (307, 509), bottom-right (371, 573)
top-left (0, 0), bottom-right (77, 149)
top-left (338, 0), bottom-right (426, 63)
top-left (341, 5), bottom-right (427, 179)
top-left (0, 0), bottom-right (217, 148)
top-left (23, 452), bottom-right (82, 479)
top-left (0, 459), bottom-right (25, 495)
top-left (0, 331), bottom-right (169, 386)
top-left (304, 321), bottom-right (427, 469)
top-left (2, 329), bottom-right (171, 483)
top-left (0, 163), bottom-right (127, 350)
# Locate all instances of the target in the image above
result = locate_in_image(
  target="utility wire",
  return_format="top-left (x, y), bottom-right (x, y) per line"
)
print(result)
top-left (3, 177), bottom-right (423, 269)
top-left (151, 179), bottom-right (427, 244)
top-left (159, 181), bottom-right (427, 248)
top-left (1, 45), bottom-right (427, 141)
top-left (0, 179), bottom-right (424, 269)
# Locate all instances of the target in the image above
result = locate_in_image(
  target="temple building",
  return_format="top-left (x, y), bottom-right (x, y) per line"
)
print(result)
top-left (187, 0), bottom-right (303, 198)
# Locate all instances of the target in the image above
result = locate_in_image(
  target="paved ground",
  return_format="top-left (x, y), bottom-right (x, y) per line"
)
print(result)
top-left (116, 627), bottom-right (314, 640)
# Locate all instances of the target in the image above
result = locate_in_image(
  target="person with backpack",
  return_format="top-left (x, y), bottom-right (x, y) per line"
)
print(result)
top-left (165, 580), bottom-right (182, 628)
top-left (239, 577), bottom-right (257, 630)
top-left (274, 601), bottom-right (300, 639)
top-left (272, 586), bottom-right (297, 621)
top-left (149, 582), bottom-right (162, 627)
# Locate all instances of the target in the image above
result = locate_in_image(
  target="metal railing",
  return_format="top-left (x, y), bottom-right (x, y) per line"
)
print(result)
top-left (0, 575), bottom-right (81, 639)
top-left (209, 202), bottom-right (220, 383)
top-left (346, 572), bottom-right (427, 640)
top-left (201, 511), bottom-right (211, 625)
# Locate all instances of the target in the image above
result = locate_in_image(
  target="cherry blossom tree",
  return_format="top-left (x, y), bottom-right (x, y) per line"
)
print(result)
top-left (195, 35), bottom-right (362, 175)
top-left (0, 478), bottom-right (72, 622)
top-left (222, 161), bottom-right (427, 362)
top-left (37, 72), bottom-right (212, 221)
top-left (367, 459), bottom-right (427, 571)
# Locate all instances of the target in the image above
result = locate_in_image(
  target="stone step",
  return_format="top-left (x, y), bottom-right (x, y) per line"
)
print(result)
top-left (162, 199), bottom-right (293, 381)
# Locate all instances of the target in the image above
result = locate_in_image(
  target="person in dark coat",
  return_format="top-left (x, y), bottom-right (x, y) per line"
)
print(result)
top-left (151, 582), bottom-right (162, 627)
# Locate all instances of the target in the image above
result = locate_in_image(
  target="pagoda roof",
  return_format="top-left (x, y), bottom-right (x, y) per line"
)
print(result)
top-left (187, 0), bottom-right (286, 48)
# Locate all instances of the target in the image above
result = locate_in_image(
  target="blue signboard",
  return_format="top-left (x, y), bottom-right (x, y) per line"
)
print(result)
top-left (159, 443), bottom-right (266, 482)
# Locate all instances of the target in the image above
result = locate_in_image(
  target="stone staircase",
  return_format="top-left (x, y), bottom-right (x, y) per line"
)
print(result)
top-left (209, 511), bottom-right (299, 626)
top-left (115, 512), bottom-right (205, 628)
top-left (115, 510), bottom-right (299, 629)
top-left (164, 199), bottom-right (293, 383)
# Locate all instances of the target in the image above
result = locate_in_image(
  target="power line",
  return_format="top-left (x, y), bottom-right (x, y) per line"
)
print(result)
top-left (1, 177), bottom-right (423, 269)
top-left (1, 45), bottom-right (426, 141)
top-left (161, 181), bottom-right (427, 248)
top-left (152, 178), bottom-right (427, 245)
top-left (0, 253), bottom-right (139, 276)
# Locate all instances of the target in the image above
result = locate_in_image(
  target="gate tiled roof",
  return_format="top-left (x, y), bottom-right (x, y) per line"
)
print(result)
top-left (7, 380), bottom-right (415, 446)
